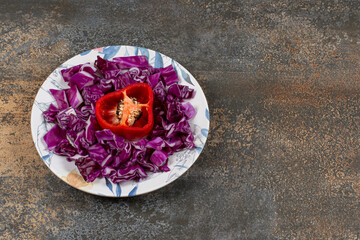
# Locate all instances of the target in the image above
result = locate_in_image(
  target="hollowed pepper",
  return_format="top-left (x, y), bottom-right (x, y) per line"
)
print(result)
top-left (95, 83), bottom-right (154, 140)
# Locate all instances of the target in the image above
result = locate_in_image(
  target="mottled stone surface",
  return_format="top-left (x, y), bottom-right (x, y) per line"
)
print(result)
top-left (1, 0), bottom-right (360, 239)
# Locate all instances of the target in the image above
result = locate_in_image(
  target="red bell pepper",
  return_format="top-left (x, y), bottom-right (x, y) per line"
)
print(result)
top-left (95, 83), bottom-right (154, 140)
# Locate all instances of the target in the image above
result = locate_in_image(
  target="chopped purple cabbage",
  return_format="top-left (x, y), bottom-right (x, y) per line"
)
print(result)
top-left (112, 56), bottom-right (150, 69)
top-left (61, 64), bottom-right (82, 82)
top-left (43, 55), bottom-right (196, 183)
top-left (150, 150), bottom-right (168, 167)
top-left (43, 124), bottom-right (66, 151)
top-left (43, 103), bottom-right (59, 122)
top-left (159, 65), bottom-right (179, 86)
top-left (69, 71), bottom-right (96, 90)
top-left (66, 85), bottom-right (83, 108)
top-left (168, 84), bottom-right (194, 99)
top-left (50, 89), bottom-right (69, 110)
top-left (82, 85), bottom-right (104, 105)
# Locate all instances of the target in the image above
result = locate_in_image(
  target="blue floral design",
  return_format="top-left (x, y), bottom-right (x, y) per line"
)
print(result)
top-left (80, 50), bottom-right (91, 56)
top-left (115, 183), bottom-right (122, 197)
top-left (154, 52), bottom-right (164, 68)
top-left (174, 165), bottom-right (188, 169)
top-left (179, 67), bottom-right (194, 86)
top-left (139, 47), bottom-right (150, 60)
top-left (195, 147), bottom-right (203, 154)
top-left (201, 129), bottom-right (209, 138)
top-left (166, 150), bottom-right (196, 183)
top-left (171, 60), bottom-right (194, 86)
top-left (128, 184), bottom-right (138, 196)
top-left (134, 46), bottom-right (139, 56)
top-left (41, 154), bottom-right (52, 162)
top-left (105, 178), bottom-right (113, 194)
top-left (103, 46), bottom-right (121, 59)
top-left (205, 108), bottom-right (210, 121)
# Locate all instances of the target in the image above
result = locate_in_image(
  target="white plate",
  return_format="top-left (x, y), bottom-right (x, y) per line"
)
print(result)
top-left (31, 46), bottom-right (209, 197)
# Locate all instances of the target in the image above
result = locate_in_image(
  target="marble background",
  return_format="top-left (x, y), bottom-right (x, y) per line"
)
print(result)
top-left (1, 0), bottom-right (359, 239)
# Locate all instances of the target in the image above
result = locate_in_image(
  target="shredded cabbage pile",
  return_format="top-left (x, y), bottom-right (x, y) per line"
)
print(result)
top-left (43, 56), bottom-right (196, 183)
